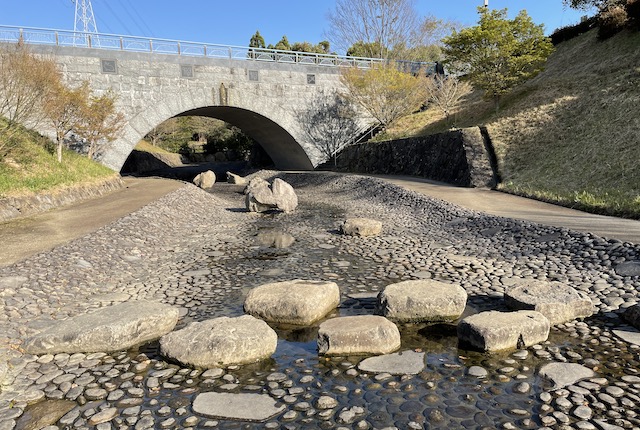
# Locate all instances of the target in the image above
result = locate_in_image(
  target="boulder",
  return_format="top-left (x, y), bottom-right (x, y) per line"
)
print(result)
top-left (243, 177), bottom-right (269, 195)
top-left (504, 281), bottom-right (594, 325)
top-left (271, 178), bottom-right (298, 213)
top-left (23, 301), bottom-right (179, 355)
top-left (357, 350), bottom-right (425, 375)
top-left (193, 170), bottom-right (216, 189)
top-left (539, 362), bottom-right (596, 389)
top-left (245, 178), bottom-right (298, 213)
top-left (623, 305), bottom-right (640, 329)
top-left (376, 279), bottom-right (467, 322)
top-left (227, 172), bottom-right (247, 185)
top-left (192, 392), bottom-right (285, 422)
top-left (341, 218), bottom-right (382, 237)
top-left (244, 280), bottom-right (340, 325)
top-left (457, 310), bottom-right (550, 352)
top-left (317, 315), bottom-right (401, 356)
top-left (160, 315), bottom-right (277, 368)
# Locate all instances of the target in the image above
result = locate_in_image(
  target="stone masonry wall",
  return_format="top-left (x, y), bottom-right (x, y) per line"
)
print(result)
top-left (335, 127), bottom-right (497, 188)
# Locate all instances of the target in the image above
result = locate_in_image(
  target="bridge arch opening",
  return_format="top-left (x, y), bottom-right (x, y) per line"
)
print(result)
top-left (175, 106), bottom-right (314, 170)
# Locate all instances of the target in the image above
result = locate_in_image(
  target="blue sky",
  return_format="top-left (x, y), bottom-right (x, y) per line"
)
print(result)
top-left (2, 1), bottom-right (595, 51)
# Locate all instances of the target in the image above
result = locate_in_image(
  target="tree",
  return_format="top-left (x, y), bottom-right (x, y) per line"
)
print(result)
top-left (563, 0), bottom-right (618, 10)
top-left (424, 75), bottom-right (473, 125)
top-left (249, 30), bottom-right (266, 48)
top-left (299, 93), bottom-right (361, 167)
top-left (43, 81), bottom-right (90, 163)
top-left (77, 90), bottom-right (125, 160)
top-left (274, 36), bottom-right (291, 51)
top-left (442, 7), bottom-right (554, 111)
top-left (0, 42), bottom-right (60, 154)
top-left (340, 63), bottom-right (428, 127)
top-left (326, 0), bottom-right (421, 59)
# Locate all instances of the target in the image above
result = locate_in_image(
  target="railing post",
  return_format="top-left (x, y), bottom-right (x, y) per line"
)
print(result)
top-left (120, 37), bottom-right (124, 50)
top-left (228, 46), bottom-right (232, 59)
top-left (204, 45), bottom-right (207, 57)
top-left (177, 42), bottom-right (181, 55)
top-left (149, 39), bottom-right (153, 52)
top-left (88, 34), bottom-right (92, 48)
top-left (55, 31), bottom-right (59, 46)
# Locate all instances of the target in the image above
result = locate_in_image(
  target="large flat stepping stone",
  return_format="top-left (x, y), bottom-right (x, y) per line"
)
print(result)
top-left (457, 310), bottom-right (550, 352)
top-left (615, 262), bottom-right (640, 277)
top-left (504, 280), bottom-right (594, 324)
top-left (193, 392), bottom-right (285, 422)
top-left (613, 328), bottom-right (640, 346)
top-left (539, 362), bottom-right (596, 389)
top-left (341, 218), bottom-right (382, 237)
top-left (244, 279), bottom-right (340, 325)
top-left (357, 350), bottom-right (425, 375)
top-left (23, 301), bottom-right (179, 355)
top-left (160, 315), bottom-right (277, 368)
top-left (377, 280), bottom-right (467, 322)
top-left (318, 315), bottom-right (400, 356)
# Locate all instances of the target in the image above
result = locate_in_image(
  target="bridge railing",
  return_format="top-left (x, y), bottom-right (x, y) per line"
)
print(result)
top-left (0, 25), bottom-right (391, 69)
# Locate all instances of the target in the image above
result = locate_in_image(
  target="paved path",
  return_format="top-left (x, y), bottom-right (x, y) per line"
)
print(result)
top-left (0, 177), bottom-right (183, 267)
top-left (375, 174), bottom-right (640, 244)
top-left (1, 173), bottom-right (638, 268)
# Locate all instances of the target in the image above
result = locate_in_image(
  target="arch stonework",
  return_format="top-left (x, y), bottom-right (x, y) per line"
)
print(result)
top-left (31, 45), bottom-right (361, 171)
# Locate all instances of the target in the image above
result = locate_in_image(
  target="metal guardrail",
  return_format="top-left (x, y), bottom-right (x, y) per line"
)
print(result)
top-left (0, 25), bottom-right (392, 69)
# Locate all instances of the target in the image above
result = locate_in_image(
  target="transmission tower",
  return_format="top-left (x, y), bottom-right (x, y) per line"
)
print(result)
top-left (73, 0), bottom-right (99, 34)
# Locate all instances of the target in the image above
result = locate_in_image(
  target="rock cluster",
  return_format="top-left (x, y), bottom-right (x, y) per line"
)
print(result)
top-left (245, 178), bottom-right (298, 213)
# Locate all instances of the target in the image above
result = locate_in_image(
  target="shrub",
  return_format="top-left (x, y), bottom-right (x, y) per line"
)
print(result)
top-left (598, 4), bottom-right (629, 39)
top-left (550, 16), bottom-right (598, 44)
top-left (627, 0), bottom-right (640, 29)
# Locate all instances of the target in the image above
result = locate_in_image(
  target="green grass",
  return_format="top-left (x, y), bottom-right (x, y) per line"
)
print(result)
top-left (376, 28), bottom-right (640, 219)
top-left (0, 121), bottom-right (117, 198)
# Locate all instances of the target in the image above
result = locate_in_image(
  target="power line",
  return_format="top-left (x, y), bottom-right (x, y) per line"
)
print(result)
top-left (100, 0), bottom-right (135, 35)
top-left (115, 0), bottom-right (155, 37)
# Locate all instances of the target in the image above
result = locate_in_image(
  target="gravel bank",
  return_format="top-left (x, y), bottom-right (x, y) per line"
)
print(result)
top-left (1, 171), bottom-right (639, 430)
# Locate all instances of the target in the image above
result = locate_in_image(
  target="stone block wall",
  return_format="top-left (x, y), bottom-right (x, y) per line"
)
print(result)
top-left (335, 127), bottom-right (497, 188)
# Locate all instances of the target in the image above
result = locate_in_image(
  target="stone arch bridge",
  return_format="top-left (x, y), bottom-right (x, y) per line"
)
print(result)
top-left (1, 27), bottom-right (386, 171)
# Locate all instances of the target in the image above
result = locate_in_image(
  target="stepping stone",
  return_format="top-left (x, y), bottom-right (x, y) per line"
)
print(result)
top-left (539, 362), bottom-right (596, 389)
top-left (457, 310), bottom-right (550, 352)
top-left (245, 178), bottom-right (298, 213)
top-left (504, 280), bottom-right (594, 324)
top-left (23, 301), bottom-right (179, 355)
top-left (612, 328), bottom-right (640, 346)
top-left (317, 315), bottom-right (400, 356)
top-left (160, 315), bottom-right (277, 368)
top-left (192, 392), bottom-right (285, 422)
top-left (244, 279), bottom-right (340, 325)
top-left (340, 218), bottom-right (382, 237)
top-left (357, 350), bottom-right (425, 375)
top-left (377, 279), bottom-right (467, 322)
top-left (256, 230), bottom-right (295, 249)
top-left (615, 262), bottom-right (640, 277)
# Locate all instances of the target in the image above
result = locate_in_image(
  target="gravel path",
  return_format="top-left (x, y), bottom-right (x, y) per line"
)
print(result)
top-left (0, 171), bottom-right (639, 430)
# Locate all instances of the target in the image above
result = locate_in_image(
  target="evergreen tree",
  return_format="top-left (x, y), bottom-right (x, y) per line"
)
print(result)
top-left (249, 30), bottom-right (266, 48)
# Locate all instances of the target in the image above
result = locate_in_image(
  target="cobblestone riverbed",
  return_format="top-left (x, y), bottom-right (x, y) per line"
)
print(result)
top-left (1, 171), bottom-right (639, 430)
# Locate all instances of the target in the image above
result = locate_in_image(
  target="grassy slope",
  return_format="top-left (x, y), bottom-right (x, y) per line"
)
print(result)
top-left (0, 123), bottom-right (117, 198)
top-left (377, 29), bottom-right (640, 218)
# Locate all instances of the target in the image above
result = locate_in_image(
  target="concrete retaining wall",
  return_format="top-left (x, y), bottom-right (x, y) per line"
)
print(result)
top-left (335, 127), bottom-right (497, 188)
